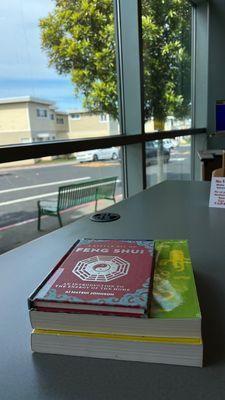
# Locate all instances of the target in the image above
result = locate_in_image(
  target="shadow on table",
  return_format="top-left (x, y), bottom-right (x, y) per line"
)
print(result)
top-left (195, 271), bottom-right (225, 366)
top-left (32, 353), bottom-right (168, 400)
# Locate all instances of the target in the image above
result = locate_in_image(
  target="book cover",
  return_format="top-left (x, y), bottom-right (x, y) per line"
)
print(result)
top-left (151, 240), bottom-right (201, 320)
top-left (30, 239), bottom-right (155, 316)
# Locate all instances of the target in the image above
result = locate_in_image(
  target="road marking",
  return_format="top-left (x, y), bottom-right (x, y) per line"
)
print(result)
top-left (0, 192), bottom-right (59, 207)
top-left (0, 217), bottom-right (37, 231)
top-left (170, 157), bottom-right (186, 162)
top-left (0, 177), bottom-right (91, 194)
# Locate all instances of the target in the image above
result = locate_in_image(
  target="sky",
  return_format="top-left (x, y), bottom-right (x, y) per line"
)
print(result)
top-left (0, 0), bottom-right (82, 111)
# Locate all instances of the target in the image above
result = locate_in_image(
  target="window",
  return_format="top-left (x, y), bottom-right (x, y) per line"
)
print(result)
top-left (141, 0), bottom-right (192, 133)
top-left (56, 117), bottom-right (64, 124)
top-left (0, 148), bottom-right (123, 255)
top-left (99, 114), bottom-right (108, 123)
top-left (0, 0), bottom-right (205, 256)
top-left (71, 113), bottom-right (81, 120)
top-left (36, 108), bottom-right (48, 118)
top-left (145, 136), bottom-right (191, 188)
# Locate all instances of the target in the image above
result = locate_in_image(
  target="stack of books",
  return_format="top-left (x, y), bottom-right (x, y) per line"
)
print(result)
top-left (28, 238), bottom-right (203, 367)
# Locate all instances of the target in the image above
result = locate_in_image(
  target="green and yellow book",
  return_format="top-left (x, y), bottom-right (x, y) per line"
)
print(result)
top-left (152, 240), bottom-right (201, 320)
top-left (32, 329), bottom-right (202, 345)
top-left (31, 328), bottom-right (203, 367)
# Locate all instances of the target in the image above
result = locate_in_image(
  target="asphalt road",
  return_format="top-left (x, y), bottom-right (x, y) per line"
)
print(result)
top-left (0, 145), bottom-right (190, 229)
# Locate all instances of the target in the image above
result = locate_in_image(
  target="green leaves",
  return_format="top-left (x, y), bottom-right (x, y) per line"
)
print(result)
top-left (40, 0), bottom-right (191, 125)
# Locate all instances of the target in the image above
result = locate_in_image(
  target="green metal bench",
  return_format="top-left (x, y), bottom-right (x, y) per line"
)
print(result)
top-left (37, 176), bottom-right (118, 230)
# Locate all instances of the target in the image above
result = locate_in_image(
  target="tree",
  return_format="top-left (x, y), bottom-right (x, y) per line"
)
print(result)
top-left (40, 0), bottom-right (191, 127)
top-left (142, 0), bottom-right (191, 128)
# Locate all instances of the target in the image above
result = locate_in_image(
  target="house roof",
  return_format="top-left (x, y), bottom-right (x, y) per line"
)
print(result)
top-left (0, 96), bottom-right (54, 106)
top-left (68, 108), bottom-right (108, 114)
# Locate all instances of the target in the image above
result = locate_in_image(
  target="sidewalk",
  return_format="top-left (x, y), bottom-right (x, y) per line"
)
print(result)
top-left (0, 196), bottom-right (122, 255)
top-left (0, 159), bottom-right (79, 173)
top-left (0, 159), bottom-right (121, 173)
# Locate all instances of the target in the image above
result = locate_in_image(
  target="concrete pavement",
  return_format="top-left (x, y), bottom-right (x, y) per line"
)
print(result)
top-left (0, 197), bottom-right (122, 255)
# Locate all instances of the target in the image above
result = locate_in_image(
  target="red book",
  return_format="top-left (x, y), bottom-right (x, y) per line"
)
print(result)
top-left (29, 239), bottom-right (155, 317)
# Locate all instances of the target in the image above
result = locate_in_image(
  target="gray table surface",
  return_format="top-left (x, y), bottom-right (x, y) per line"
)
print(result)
top-left (1, 180), bottom-right (225, 400)
top-left (198, 149), bottom-right (223, 160)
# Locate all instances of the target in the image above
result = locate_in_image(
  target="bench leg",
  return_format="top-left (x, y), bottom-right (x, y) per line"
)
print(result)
top-left (95, 199), bottom-right (98, 212)
top-left (58, 212), bottom-right (63, 227)
top-left (37, 208), bottom-right (41, 231)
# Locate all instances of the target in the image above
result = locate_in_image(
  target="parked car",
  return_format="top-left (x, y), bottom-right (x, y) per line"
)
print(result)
top-left (162, 139), bottom-right (178, 150)
top-left (145, 141), bottom-right (170, 166)
top-left (154, 139), bottom-right (178, 150)
top-left (76, 147), bottom-right (119, 162)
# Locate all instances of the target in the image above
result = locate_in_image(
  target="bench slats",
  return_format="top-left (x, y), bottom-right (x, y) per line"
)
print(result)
top-left (37, 177), bottom-right (118, 230)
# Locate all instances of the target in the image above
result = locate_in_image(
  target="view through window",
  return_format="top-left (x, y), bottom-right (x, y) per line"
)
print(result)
top-left (141, 0), bottom-right (192, 186)
top-left (0, 0), bottom-right (122, 254)
top-left (145, 136), bottom-right (191, 187)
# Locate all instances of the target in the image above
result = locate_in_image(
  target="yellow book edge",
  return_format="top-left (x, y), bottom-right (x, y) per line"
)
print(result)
top-left (33, 329), bottom-right (202, 345)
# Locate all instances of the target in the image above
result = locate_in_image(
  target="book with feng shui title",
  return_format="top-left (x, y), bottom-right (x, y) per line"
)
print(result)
top-left (29, 239), bottom-right (155, 317)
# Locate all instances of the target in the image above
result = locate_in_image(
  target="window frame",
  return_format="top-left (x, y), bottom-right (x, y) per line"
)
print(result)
top-left (36, 108), bottom-right (48, 118)
top-left (0, 128), bottom-right (206, 164)
top-left (99, 114), bottom-right (108, 123)
top-left (70, 113), bottom-right (81, 120)
top-left (56, 116), bottom-right (64, 125)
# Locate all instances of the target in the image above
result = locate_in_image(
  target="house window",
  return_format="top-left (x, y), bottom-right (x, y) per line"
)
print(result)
top-left (56, 117), bottom-right (64, 124)
top-left (71, 113), bottom-right (81, 120)
top-left (99, 114), bottom-right (108, 123)
top-left (36, 108), bottom-right (48, 118)
top-left (50, 113), bottom-right (55, 120)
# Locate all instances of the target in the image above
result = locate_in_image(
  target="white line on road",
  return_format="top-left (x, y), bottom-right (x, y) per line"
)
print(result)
top-left (0, 192), bottom-right (59, 207)
top-left (0, 177), bottom-right (91, 194)
top-left (170, 157), bottom-right (186, 162)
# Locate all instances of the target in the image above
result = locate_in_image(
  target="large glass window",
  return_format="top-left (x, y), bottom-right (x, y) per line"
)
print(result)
top-left (0, 1), bottom-right (119, 147)
top-left (0, 0), bottom-right (200, 253)
top-left (0, 148), bottom-right (123, 255)
top-left (142, 0), bottom-right (192, 133)
top-left (145, 136), bottom-right (191, 187)
top-left (0, 0), bottom-right (123, 253)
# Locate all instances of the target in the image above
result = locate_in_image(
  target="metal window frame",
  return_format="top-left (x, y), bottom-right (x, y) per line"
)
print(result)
top-left (0, 128), bottom-right (206, 164)
top-left (113, 0), bottom-right (146, 198)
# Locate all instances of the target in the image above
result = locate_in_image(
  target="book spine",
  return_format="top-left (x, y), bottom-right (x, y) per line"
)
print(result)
top-left (146, 245), bottom-right (156, 317)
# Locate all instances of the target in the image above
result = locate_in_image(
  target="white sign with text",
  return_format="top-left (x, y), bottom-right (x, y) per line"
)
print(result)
top-left (209, 177), bottom-right (225, 208)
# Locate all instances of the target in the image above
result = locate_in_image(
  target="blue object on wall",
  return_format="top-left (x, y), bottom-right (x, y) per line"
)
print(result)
top-left (216, 100), bottom-right (225, 132)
